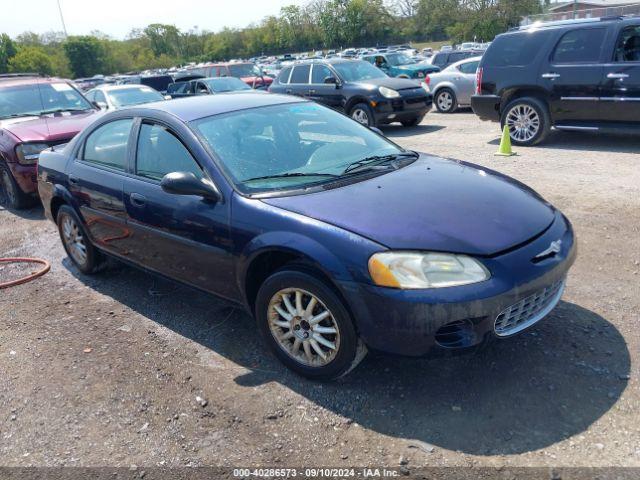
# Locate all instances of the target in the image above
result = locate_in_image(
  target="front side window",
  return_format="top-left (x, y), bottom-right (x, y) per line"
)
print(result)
top-left (83, 119), bottom-right (133, 171)
top-left (192, 102), bottom-right (404, 194)
top-left (0, 82), bottom-right (93, 120)
top-left (386, 53), bottom-right (414, 66)
top-left (311, 64), bottom-right (333, 84)
top-left (289, 65), bottom-right (311, 84)
top-left (614, 25), bottom-right (640, 62)
top-left (136, 123), bottom-right (203, 181)
top-left (552, 28), bottom-right (606, 63)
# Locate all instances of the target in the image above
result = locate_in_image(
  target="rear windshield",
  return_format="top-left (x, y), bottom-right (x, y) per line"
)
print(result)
top-left (483, 31), bottom-right (548, 67)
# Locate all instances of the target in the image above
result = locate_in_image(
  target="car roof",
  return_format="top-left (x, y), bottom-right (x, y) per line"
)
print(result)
top-left (448, 55), bottom-right (483, 68)
top-left (94, 84), bottom-right (158, 92)
top-left (0, 76), bottom-right (71, 88)
top-left (130, 92), bottom-right (305, 122)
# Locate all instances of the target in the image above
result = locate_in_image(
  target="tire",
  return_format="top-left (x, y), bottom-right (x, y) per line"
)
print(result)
top-left (0, 163), bottom-right (34, 209)
top-left (255, 267), bottom-right (366, 380)
top-left (349, 102), bottom-right (376, 127)
top-left (56, 205), bottom-right (104, 275)
top-left (401, 115), bottom-right (424, 127)
top-left (500, 96), bottom-right (551, 146)
top-left (434, 88), bottom-right (457, 113)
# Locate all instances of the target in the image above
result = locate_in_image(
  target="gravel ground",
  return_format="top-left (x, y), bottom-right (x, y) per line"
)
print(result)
top-left (1, 111), bottom-right (639, 472)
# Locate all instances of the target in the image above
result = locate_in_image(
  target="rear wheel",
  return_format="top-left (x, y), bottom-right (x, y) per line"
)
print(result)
top-left (0, 163), bottom-right (33, 209)
top-left (255, 267), bottom-right (366, 380)
top-left (56, 205), bottom-right (104, 274)
top-left (500, 97), bottom-right (550, 146)
top-left (349, 103), bottom-right (376, 127)
top-left (435, 88), bottom-right (457, 113)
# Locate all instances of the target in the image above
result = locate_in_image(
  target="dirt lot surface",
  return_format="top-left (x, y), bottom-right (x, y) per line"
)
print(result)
top-left (1, 111), bottom-right (639, 472)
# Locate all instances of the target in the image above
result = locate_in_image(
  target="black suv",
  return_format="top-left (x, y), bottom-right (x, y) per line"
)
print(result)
top-left (268, 59), bottom-right (431, 127)
top-left (472, 16), bottom-right (640, 145)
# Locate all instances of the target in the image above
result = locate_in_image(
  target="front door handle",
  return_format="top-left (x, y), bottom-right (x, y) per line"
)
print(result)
top-left (68, 175), bottom-right (79, 185)
top-left (129, 193), bottom-right (146, 207)
top-left (607, 72), bottom-right (629, 79)
top-left (308, 89), bottom-right (316, 94)
top-left (541, 73), bottom-right (561, 79)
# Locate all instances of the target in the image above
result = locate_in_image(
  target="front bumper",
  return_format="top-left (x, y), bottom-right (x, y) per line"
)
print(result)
top-left (471, 94), bottom-right (501, 122)
top-left (342, 212), bottom-right (576, 357)
top-left (7, 161), bottom-right (38, 195)
top-left (373, 92), bottom-right (432, 123)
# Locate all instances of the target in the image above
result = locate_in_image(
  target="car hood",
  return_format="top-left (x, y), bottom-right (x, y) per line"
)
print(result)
top-left (0, 111), bottom-right (98, 143)
top-left (353, 76), bottom-right (422, 90)
top-left (262, 156), bottom-right (555, 256)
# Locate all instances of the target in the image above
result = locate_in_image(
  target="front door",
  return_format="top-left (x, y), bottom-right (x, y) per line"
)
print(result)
top-left (306, 64), bottom-right (344, 110)
top-left (123, 121), bottom-right (235, 298)
top-left (540, 26), bottom-right (607, 125)
top-left (599, 23), bottom-right (640, 124)
top-left (67, 118), bottom-right (135, 257)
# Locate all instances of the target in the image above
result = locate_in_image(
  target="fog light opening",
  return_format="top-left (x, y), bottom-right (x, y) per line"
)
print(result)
top-left (435, 319), bottom-right (475, 348)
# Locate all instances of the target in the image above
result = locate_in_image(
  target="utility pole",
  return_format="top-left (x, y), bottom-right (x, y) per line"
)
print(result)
top-left (57, 0), bottom-right (68, 37)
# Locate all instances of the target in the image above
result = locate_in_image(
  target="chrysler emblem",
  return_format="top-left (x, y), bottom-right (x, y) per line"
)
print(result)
top-left (535, 240), bottom-right (562, 260)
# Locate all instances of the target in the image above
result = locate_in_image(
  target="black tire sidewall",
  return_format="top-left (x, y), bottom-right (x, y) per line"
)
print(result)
top-left (401, 114), bottom-right (425, 127)
top-left (0, 163), bottom-right (31, 209)
top-left (255, 268), bottom-right (359, 380)
top-left (501, 97), bottom-right (550, 146)
top-left (349, 102), bottom-right (376, 127)
top-left (435, 88), bottom-right (456, 113)
top-left (56, 205), bottom-right (100, 274)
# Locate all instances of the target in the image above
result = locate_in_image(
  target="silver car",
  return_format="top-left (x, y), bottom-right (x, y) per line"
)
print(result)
top-left (426, 56), bottom-right (481, 113)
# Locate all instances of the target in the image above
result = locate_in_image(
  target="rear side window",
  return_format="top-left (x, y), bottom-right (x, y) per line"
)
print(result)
top-left (552, 28), bottom-right (606, 63)
top-left (289, 65), bottom-right (311, 84)
top-left (459, 60), bottom-right (480, 74)
top-left (136, 123), bottom-right (203, 181)
top-left (277, 67), bottom-right (292, 84)
top-left (83, 119), bottom-right (133, 171)
top-left (483, 32), bottom-right (548, 67)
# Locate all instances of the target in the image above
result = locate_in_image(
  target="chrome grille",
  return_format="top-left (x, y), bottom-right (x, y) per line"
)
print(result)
top-left (494, 279), bottom-right (565, 337)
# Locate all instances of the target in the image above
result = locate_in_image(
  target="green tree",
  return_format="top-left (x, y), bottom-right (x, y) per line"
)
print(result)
top-left (8, 46), bottom-right (53, 75)
top-left (0, 33), bottom-right (17, 73)
top-left (63, 36), bottom-right (106, 77)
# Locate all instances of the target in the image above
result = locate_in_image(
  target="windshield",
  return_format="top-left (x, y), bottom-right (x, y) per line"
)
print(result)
top-left (203, 77), bottom-right (251, 93)
top-left (109, 86), bottom-right (164, 107)
top-left (332, 61), bottom-right (386, 82)
top-left (0, 82), bottom-right (93, 119)
top-left (228, 64), bottom-right (262, 77)
top-left (386, 53), bottom-right (415, 66)
top-left (192, 102), bottom-right (404, 194)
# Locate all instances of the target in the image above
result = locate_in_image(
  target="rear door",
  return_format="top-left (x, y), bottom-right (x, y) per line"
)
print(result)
top-left (67, 118), bottom-right (135, 257)
top-left (455, 59), bottom-right (480, 105)
top-left (599, 23), bottom-right (640, 123)
top-left (306, 64), bottom-right (344, 110)
top-left (122, 120), bottom-right (235, 297)
top-left (540, 26), bottom-right (607, 124)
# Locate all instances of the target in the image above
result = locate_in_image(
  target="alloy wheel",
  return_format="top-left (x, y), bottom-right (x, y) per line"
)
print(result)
top-left (61, 214), bottom-right (88, 266)
top-left (351, 108), bottom-right (370, 125)
top-left (267, 288), bottom-right (341, 367)
top-left (437, 91), bottom-right (453, 111)
top-left (505, 104), bottom-right (540, 143)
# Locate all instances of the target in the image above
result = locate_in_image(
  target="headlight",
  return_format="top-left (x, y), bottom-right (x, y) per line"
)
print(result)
top-left (15, 143), bottom-right (49, 165)
top-left (368, 251), bottom-right (490, 289)
top-left (379, 86), bottom-right (400, 99)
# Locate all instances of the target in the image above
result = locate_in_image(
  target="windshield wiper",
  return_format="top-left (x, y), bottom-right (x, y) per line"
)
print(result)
top-left (39, 107), bottom-right (91, 116)
top-left (343, 151), bottom-right (419, 174)
top-left (243, 172), bottom-right (339, 183)
top-left (0, 113), bottom-right (39, 120)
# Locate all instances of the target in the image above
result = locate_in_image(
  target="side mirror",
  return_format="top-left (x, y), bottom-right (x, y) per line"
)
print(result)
top-left (163, 95), bottom-right (172, 100)
top-left (160, 172), bottom-right (220, 201)
top-left (323, 76), bottom-right (338, 85)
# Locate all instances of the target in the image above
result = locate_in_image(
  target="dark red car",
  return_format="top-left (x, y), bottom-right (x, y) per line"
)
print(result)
top-left (189, 62), bottom-right (273, 89)
top-left (0, 74), bottom-right (98, 208)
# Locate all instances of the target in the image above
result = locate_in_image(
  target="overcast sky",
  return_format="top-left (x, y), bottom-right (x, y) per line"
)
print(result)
top-left (3, 0), bottom-right (308, 38)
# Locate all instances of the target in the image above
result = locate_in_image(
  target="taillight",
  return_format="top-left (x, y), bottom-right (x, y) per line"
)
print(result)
top-left (425, 75), bottom-right (431, 86)
top-left (475, 67), bottom-right (483, 95)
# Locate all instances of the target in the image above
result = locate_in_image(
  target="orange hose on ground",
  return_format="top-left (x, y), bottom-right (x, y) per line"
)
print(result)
top-left (0, 258), bottom-right (51, 289)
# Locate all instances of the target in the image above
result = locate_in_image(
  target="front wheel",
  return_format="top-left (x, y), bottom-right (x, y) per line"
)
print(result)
top-left (500, 97), bottom-right (550, 146)
top-left (401, 115), bottom-right (424, 127)
top-left (349, 103), bottom-right (376, 127)
top-left (0, 163), bottom-right (34, 210)
top-left (434, 88), bottom-right (457, 113)
top-left (255, 268), bottom-right (366, 380)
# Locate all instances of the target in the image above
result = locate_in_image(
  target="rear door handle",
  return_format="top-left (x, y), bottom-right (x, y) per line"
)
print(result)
top-left (607, 72), bottom-right (629, 79)
top-left (68, 175), bottom-right (79, 185)
top-left (129, 193), bottom-right (146, 207)
top-left (541, 73), bottom-right (561, 79)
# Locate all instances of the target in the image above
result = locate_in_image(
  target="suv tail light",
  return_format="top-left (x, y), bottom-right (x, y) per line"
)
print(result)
top-left (475, 67), bottom-right (483, 95)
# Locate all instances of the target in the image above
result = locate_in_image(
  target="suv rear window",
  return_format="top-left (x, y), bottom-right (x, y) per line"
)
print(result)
top-left (483, 32), bottom-right (548, 67)
top-left (552, 28), bottom-right (606, 63)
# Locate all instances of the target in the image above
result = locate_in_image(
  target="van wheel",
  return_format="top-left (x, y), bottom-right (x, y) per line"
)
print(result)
top-left (56, 205), bottom-right (104, 274)
top-left (501, 97), bottom-right (550, 146)
top-left (0, 163), bottom-right (33, 210)
top-left (255, 267), bottom-right (367, 380)
top-left (349, 103), bottom-right (376, 127)
top-left (435, 88), bottom-right (457, 113)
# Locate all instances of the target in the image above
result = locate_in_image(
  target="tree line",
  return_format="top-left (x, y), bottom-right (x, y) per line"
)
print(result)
top-left (0, 0), bottom-right (543, 79)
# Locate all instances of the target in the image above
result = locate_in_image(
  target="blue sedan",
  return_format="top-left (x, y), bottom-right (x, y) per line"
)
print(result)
top-left (37, 93), bottom-right (576, 380)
